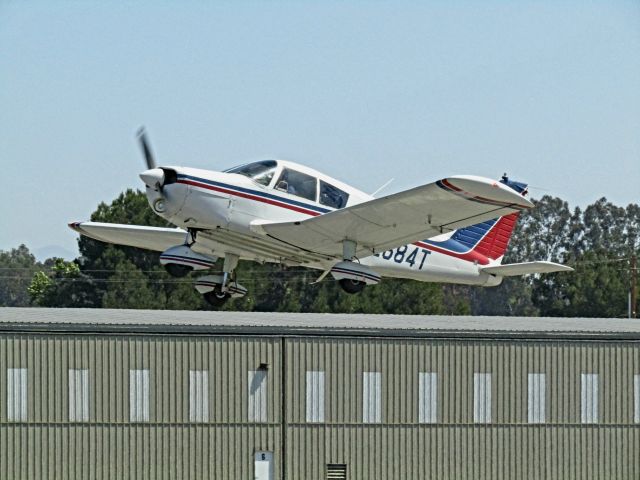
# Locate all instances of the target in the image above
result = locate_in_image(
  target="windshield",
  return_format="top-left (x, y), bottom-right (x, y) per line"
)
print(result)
top-left (225, 160), bottom-right (277, 186)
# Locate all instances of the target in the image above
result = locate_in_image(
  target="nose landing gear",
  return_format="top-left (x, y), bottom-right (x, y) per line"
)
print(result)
top-left (196, 275), bottom-right (248, 307)
top-left (195, 254), bottom-right (247, 308)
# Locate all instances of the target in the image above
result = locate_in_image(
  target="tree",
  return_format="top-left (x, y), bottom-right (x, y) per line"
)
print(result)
top-left (0, 245), bottom-right (40, 307)
top-left (28, 258), bottom-right (100, 307)
top-left (102, 254), bottom-right (161, 309)
top-left (530, 197), bottom-right (638, 317)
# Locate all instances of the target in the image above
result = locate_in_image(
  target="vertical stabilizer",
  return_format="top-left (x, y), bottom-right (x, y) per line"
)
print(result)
top-left (468, 213), bottom-right (519, 261)
top-left (423, 175), bottom-right (526, 265)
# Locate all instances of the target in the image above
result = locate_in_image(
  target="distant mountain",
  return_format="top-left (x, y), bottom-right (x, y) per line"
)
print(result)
top-left (33, 245), bottom-right (77, 262)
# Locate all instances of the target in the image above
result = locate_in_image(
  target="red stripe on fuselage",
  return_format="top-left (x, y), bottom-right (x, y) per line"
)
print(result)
top-left (413, 241), bottom-right (490, 265)
top-left (178, 179), bottom-right (322, 217)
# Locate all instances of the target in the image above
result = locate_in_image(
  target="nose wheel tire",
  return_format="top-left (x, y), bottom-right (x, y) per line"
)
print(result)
top-left (164, 263), bottom-right (193, 278)
top-left (203, 288), bottom-right (230, 307)
top-left (339, 278), bottom-right (366, 294)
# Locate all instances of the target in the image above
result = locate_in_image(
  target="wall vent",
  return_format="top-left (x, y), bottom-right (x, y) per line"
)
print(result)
top-left (326, 464), bottom-right (347, 479)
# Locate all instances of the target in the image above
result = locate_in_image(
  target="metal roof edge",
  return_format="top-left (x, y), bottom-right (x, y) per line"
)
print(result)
top-left (1, 320), bottom-right (640, 341)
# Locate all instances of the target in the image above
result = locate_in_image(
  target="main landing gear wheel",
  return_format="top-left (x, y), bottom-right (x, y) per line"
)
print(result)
top-left (164, 263), bottom-right (193, 278)
top-left (203, 287), bottom-right (230, 307)
top-left (339, 278), bottom-right (366, 294)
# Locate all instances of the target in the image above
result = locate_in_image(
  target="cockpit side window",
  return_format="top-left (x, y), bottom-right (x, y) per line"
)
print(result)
top-left (274, 168), bottom-right (317, 202)
top-left (319, 180), bottom-right (349, 209)
top-left (225, 160), bottom-right (277, 187)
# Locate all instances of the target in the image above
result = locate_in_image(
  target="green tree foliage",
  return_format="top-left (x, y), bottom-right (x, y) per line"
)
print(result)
top-left (0, 245), bottom-right (40, 306)
top-left (101, 253), bottom-right (160, 309)
top-left (28, 258), bottom-right (99, 307)
top-left (530, 197), bottom-right (639, 317)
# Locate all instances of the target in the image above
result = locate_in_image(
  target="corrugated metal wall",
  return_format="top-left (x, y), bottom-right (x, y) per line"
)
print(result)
top-left (1, 332), bottom-right (639, 479)
top-left (285, 338), bottom-right (640, 479)
top-left (0, 334), bottom-right (282, 479)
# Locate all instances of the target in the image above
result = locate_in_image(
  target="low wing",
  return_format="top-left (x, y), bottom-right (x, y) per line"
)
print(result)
top-left (256, 175), bottom-right (533, 258)
top-left (68, 221), bottom-right (187, 252)
top-left (481, 261), bottom-right (573, 276)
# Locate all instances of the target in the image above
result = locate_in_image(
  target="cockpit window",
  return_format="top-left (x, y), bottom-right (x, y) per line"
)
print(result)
top-left (319, 180), bottom-right (349, 209)
top-left (274, 168), bottom-right (317, 202)
top-left (225, 160), bottom-right (277, 186)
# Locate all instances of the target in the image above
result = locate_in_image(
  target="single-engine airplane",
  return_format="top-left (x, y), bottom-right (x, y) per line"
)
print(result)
top-left (69, 129), bottom-right (572, 307)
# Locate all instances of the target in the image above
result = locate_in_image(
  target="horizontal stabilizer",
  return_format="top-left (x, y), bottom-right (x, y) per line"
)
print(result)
top-left (481, 261), bottom-right (573, 277)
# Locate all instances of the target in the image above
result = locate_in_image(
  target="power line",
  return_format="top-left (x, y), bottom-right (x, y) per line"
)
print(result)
top-left (0, 256), bottom-right (634, 273)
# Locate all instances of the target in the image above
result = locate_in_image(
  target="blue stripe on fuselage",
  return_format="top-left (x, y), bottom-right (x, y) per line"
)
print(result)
top-left (178, 174), bottom-right (332, 214)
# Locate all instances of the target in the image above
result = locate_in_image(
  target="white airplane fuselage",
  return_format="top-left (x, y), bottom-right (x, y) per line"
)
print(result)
top-left (143, 160), bottom-right (503, 287)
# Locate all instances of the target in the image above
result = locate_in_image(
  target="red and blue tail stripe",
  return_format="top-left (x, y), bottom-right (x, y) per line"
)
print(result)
top-left (416, 213), bottom-right (519, 264)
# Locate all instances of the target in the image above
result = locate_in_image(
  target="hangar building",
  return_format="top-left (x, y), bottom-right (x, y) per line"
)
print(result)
top-left (1, 308), bottom-right (639, 479)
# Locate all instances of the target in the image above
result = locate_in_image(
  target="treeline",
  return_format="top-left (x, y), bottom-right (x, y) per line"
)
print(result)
top-left (1, 190), bottom-right (638, 317)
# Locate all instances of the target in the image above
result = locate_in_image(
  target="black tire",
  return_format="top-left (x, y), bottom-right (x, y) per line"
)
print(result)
top-left (339, 278), bottom-right (366, 294)
top-left (203, 289), bottom-right (230, 307)
top-left (164, 263), bottom-right (193, 278)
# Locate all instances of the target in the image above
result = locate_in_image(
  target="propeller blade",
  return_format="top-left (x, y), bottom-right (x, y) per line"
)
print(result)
top-left (137, 127), bottom-right (156, 170)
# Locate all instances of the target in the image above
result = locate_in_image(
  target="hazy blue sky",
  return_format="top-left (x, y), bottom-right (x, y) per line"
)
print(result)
top-left (1, 1), bottom-right (639, 260)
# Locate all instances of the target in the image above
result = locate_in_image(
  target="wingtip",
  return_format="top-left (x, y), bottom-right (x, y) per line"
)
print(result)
top-left (545, 261), bottom-right (574, 273)
top-left (439, 176), bottom-right (534, 210)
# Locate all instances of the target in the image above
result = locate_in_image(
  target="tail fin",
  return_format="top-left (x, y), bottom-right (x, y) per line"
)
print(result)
top-left (425, 174), bottom-right (526, 264)
top-left (445, 212), bottom-right (519, 261)
top-left (475, 173), bottom-right (527, 262)
top-left (463, 213), bottom-right (519, 261)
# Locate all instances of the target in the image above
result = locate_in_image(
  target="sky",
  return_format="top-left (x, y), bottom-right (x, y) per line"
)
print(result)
top-left (1, 1), bottom-right (639, 260)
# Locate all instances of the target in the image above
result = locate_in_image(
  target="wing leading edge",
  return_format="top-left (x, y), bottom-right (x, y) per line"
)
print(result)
top-left (255, 175), bottom-right (534, 259)
top-left (68, 222), bottom-right (188, 252)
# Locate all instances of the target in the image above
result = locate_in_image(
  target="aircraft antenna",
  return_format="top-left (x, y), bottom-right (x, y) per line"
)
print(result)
top-left (370, 178), bottom-right (394, 197)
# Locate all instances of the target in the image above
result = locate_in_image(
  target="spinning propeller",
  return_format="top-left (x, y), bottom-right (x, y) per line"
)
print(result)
top-left (137, 127), bottom-right (157, 170)
top-left (136, 127), bottom-right (167, 192)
